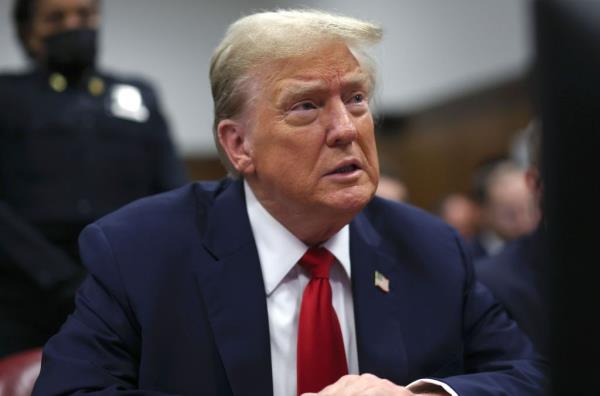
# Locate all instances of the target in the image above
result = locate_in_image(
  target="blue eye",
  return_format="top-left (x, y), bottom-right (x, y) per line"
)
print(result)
top-left (351, 94), bottom-right (364, 103)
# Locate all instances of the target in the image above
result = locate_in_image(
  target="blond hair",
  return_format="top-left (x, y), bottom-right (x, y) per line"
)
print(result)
top-left (209, 9), bottom-right (383, 175)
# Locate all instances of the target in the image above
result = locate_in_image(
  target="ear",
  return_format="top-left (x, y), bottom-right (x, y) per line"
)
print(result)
top-left (217, 119), bottom-right (255, 175)
top-left (525, 166), bottom-right (543, 205)
top-left (524, 167), bottom-right (541, 194)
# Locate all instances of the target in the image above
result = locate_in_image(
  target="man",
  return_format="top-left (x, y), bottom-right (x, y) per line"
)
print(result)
top-left (33, 9), bottom-right (546, 396)
top-left (375, 173), bottom-right (409, 203)
top-left (0, 0), bottom-right (186, 356)
top-left (475, 121), bottom-right (549, 354)
top-left (436, 193), bottom-right (481, 240)
top-left (468, 160), bottom-right (540, 260)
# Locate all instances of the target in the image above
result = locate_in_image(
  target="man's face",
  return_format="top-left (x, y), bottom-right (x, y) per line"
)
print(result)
top-left (26, 0), bottom-right (99, 59)
top-left (485, 171), bottom-right (540, 240)
top-left (240, 43), bottom-right (379, 226)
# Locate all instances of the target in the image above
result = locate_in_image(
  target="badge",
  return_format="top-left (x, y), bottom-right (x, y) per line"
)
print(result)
top-left (109, 84), bottom-right (149, 122)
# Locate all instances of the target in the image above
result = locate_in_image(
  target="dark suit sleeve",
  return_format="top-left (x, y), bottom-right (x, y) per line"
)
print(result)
top-left (438, 232), bottom-right (548, 395)
top-left (32, 224), bottom-right (180, 396)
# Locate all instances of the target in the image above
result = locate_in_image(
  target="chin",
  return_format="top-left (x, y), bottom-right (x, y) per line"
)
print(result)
top-left (324, 185), bottom-right (375, 214)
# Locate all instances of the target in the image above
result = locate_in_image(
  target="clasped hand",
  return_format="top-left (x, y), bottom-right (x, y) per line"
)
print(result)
top-left (301, 374), bottom-right (446, 396)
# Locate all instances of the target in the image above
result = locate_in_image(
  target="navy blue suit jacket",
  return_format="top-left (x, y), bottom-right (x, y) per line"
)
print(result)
top-left (33, 179), bottom-right (546, 395)
top-left (475, 230), bottom-right (549, 355)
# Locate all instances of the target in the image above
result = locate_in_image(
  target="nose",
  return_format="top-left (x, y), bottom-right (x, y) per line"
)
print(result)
top-left (63, 13), bottom-right (84, 30)
top-left (324, 99), bottom-right (358, 147)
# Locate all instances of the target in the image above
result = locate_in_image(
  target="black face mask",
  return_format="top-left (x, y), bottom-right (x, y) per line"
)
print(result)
top-left (43, 28), bottom-right (98, 78)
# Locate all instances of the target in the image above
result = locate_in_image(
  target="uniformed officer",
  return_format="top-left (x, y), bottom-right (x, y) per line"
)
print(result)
top-left (0, 0), bottom-right (188, 357)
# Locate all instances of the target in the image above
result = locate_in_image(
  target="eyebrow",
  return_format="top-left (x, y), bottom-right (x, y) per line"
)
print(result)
top-left (341, 73), bottom-right (373, 91)
top-left (275, 72), bottom-right (372, 107)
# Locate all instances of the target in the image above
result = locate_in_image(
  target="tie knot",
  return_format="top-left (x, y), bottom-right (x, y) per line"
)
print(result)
top-left (299, 247), bottom-right (334, 279)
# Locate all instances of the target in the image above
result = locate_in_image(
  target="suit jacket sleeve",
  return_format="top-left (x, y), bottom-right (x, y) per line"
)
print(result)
top-left (32, 223), bottom-right (180, 396)
top-left (438, 231), bottom-right (548, 395)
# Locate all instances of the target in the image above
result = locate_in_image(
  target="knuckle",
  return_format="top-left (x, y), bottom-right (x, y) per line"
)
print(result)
top-left (360, 373), bottom-right (378, 381)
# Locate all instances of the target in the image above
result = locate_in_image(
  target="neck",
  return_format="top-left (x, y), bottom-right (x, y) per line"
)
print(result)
top-left (279, 213), bottom-right (349, 247)
top-left (246, 182), bottom-right (357, 246)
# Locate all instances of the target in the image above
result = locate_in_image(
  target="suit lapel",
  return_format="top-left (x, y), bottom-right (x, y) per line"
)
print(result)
top-left (194, 179), bottom-right (273, 396)
top-left (350, 212), bottom-right (410, 385)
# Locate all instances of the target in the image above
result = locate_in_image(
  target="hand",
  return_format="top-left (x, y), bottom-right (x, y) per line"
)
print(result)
top-left (301, 373), bottom-right (415, 396)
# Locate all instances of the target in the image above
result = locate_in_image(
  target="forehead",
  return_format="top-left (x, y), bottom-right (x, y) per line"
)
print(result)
top-left (260, 43), bottom-right (371, 94)
top-left (35, 0), bottom-right (97, 15)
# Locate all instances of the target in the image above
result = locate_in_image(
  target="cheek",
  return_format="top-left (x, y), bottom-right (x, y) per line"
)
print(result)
top-left (252, 133), bottom-right (311, 178)
top-left (358, 120), bottom-right (378, 167)
top-left (32, 23), bottom-right (56, 46)
top-left (257, 129), bottom-right (322, 169)
top-left (90, 16), bottom-right (100, 29)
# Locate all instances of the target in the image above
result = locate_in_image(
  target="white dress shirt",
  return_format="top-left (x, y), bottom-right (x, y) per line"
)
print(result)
top-left (244, 182), bottom-right (457, 396)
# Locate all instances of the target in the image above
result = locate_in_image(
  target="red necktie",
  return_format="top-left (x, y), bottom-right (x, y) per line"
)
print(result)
top-left (297, 247), bottom-right (348, 395)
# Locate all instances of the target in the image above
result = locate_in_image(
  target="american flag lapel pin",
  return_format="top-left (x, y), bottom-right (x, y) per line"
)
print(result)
top-left (374, 270), bottom-right (390, 293)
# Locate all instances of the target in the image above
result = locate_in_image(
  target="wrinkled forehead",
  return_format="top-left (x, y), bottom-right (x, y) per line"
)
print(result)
top-left (253, 42), bottom-right (373, 95)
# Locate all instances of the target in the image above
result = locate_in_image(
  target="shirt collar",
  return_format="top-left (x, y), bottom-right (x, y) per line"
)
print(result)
top-left (244, 181), bottom-right (351, 296)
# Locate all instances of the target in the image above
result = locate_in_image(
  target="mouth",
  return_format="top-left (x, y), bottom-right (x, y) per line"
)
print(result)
top-left (332, 164), bottom-right (359, 174)
top-left (326, 161), bottom-right (362, 176)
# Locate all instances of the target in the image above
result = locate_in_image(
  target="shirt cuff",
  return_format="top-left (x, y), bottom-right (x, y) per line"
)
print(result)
top-left (406, 378), bottom-right (458, 396)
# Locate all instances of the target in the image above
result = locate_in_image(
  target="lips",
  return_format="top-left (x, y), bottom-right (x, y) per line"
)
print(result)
top-left (327, 160), bottom-right (362, 176)
top-left (333, 164), bottom-right (359, 174)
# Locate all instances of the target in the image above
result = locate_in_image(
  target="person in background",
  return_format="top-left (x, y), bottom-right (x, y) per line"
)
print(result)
top-left (468, 158), bottom-right (540, 260)
top-left (435, 193), bottom-right (481, 240)
top-left (33, 9), bottom-right (545, 396)
top-left (0, 0), bottom-right (187, 357)
top-left (375, 173), bottom-right (409, 202)
top-left (475, 121), bottom-right (549, 354)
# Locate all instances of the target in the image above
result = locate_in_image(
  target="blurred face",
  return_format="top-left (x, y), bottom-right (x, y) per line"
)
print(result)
top-left (234, 43), bottom-right (379, 231)
top-left (485, 171), bottom-right (540, 240)
top-left (26, 0), bottom-right (99, 59)
top-left (376, 175), bottom-right (408, 202)
top-left (440, 194), bottom-right (481, 239)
